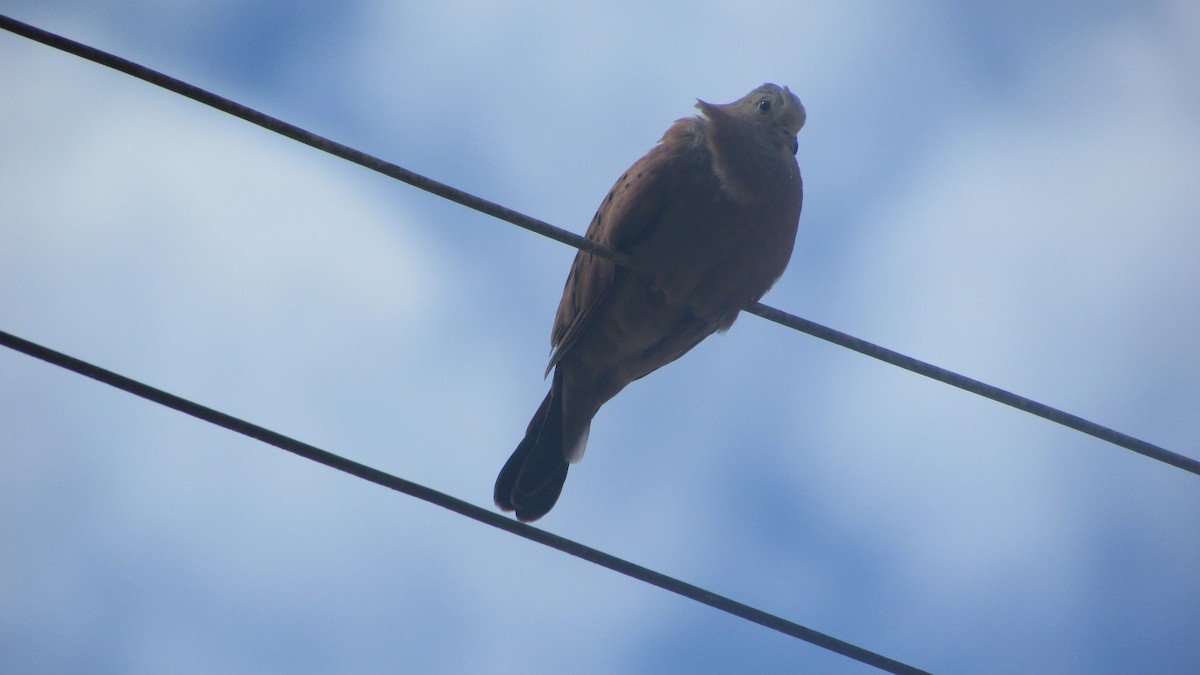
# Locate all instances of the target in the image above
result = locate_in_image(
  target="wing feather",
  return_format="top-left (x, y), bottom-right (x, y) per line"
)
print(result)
top-left (546, 119), bottom-right (702, 373)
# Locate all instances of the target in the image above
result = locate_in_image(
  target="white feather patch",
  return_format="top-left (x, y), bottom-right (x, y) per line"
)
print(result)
top-left (565, 423), bottom-right (591, 463)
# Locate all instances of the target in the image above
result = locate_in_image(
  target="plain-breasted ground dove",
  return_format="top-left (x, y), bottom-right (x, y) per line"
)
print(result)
top-left (495, 83), bottom-right (806, 522)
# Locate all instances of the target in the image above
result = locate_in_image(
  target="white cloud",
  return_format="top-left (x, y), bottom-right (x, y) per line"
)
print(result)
top-left (3, 4), bottom-right (1198, 674)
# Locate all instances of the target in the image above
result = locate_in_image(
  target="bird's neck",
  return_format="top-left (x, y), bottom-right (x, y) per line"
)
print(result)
top-left (702, 119), bottom-right (797, 203)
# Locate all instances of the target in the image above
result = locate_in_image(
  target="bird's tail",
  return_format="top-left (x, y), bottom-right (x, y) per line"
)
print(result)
top-left (494, 371), bottom-right (588, 522)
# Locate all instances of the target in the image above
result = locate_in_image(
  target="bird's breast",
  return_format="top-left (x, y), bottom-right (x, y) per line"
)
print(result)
top-left (629, 181), bottom-right (799, 327)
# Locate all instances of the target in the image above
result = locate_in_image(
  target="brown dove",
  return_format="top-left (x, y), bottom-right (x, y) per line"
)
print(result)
top-left (494, 83), bottom-right (805, 522)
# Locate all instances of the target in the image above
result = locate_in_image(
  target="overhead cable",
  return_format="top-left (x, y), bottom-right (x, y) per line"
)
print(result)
top-left (0, 327), bottom-right (929, 675)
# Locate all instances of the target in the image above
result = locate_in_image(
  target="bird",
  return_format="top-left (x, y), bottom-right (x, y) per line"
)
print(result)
top-left (494, 83), bottom-right (806, 522)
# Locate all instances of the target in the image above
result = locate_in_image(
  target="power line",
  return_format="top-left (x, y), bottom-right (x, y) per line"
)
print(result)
top-left (0, 14), bottom-right (635, 271)
top-left (746, 305), bottom-right (1199, 475)
top-left (0, 328), bottom-right (930, 675)
top-left (2, 14), bottom-right (1191, 478)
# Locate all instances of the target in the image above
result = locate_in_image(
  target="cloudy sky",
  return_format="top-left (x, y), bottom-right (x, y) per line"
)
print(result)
top-left (2, 2), bottom-right (1198, 673)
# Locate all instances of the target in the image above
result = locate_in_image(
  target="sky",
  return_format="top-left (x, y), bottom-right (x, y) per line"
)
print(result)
top-left (2, 2), bottom-right (1199, 673)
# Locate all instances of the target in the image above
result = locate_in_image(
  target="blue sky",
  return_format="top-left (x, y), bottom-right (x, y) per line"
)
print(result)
top-left (2, 2), bottom-right (1199, 673)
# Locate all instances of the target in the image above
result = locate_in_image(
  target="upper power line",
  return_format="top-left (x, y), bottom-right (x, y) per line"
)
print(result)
top-left (2, 15), bottom-right (1190, 478)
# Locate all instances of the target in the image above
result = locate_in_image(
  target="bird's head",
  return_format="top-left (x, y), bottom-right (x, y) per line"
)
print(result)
top-left (696, 83), bottom-right (806, 154)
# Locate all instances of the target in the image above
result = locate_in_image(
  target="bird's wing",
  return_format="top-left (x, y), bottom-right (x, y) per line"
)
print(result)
top-left (546, 121), bottom-right (699, 373)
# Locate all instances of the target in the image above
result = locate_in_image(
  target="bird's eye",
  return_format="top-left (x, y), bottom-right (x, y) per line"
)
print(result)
top-left (757, 98), bottom-right (772, 113)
